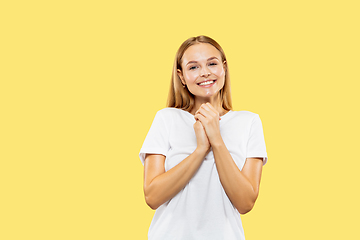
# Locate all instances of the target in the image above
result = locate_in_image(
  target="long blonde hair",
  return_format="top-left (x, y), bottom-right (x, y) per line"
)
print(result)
top-left (166, 35), bottom-right (232, 112)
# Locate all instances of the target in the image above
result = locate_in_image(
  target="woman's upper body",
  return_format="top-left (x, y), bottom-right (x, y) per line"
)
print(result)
top-left (140, 35), bottom-right (268, 239)
top-left (139, 107), bottom-right (267, 240)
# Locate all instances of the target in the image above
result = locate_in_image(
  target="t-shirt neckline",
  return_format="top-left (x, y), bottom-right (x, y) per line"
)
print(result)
top-left (176, 108), bottom-right (233, 121)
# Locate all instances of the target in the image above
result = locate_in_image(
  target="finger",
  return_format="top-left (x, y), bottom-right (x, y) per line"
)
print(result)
top-left (194, 111), bottom-right (206, 120)
top-left (201, 103), bottom-right (219, 118)
top-left (193, 120), bottom-right (202, 130)
top-left (195, 104), bottom-right (212, 119)
top-left (196, 108), bottom-right (220, 121)
top-left (194, 113), bottom-right (207, 124)
top-left (196, 107), bottom-right (212, 119)
top-left (205, 103), bottom-right (219, 115)
top-left (205, 103), bottom-right (222, 120)
top-left (203, 104), bottom-right (219, 119)
top-left (196, 120), bottom-right (205, 129)
top-left (203, 105), bottom-right (220, 121)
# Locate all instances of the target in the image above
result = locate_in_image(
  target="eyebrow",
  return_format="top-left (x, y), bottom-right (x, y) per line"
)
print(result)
top-left (186, 57), bottom-right (219, 66)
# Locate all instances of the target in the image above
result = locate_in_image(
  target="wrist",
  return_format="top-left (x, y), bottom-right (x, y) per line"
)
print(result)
top-left (195, 146), bottom-right (209, 156)
top-left (207, 131), bottom-right (222, 144)
top-left (210, 137), bottom-right (225, 149)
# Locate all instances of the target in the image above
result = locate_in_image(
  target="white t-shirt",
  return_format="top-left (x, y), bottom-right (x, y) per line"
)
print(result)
top-left (139, 107), bottom-right (268, 240)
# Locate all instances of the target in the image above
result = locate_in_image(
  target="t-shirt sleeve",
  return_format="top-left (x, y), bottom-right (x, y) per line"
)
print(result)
top-left (139, 110), bottom-right (170, 165)
top-left (246, 114), bottom-right (268, 165)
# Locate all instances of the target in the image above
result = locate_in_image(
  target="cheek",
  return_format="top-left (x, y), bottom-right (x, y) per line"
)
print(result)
top-left (214, 66), bottom-right (225, 77)
top-left (184, 71), bottom-right (198, 83)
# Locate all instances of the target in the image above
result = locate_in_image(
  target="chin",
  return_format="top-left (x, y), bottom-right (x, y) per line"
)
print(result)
top-left (188, 86), bottom-right (222, 99)
top-left (195, 90), bottom-right (220, 99)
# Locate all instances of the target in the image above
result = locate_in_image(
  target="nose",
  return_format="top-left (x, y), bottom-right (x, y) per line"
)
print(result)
top-left (200, 66), bottom-right (211, 77)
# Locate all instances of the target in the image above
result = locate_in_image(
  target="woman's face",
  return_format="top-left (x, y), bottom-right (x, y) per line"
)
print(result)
top-left (178, 43), bottom-right (226, 99)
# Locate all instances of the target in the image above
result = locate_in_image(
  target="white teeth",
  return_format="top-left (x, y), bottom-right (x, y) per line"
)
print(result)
top-left (199, 80), bottom-right (214, 86)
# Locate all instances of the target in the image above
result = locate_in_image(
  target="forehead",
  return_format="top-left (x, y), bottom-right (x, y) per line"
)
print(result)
top-left (182, 43), bottom-right (221, 63)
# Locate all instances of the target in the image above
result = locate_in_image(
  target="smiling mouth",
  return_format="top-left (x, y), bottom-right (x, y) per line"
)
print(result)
top-left (197, 80), bottom-right (216, 86)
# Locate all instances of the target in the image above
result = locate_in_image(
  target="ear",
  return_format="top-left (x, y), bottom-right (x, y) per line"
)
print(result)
top-left (223, 60), bottom-right (227, 71)
top-left (177, 69), bottom-right (186, 86)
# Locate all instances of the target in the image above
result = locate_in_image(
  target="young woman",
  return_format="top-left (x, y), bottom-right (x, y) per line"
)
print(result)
top-left (139, 35), bottom-right (268, 240)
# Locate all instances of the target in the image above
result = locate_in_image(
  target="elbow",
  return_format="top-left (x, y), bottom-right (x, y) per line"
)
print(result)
top-left (145, 195), bottom-right (159, 210)
top-left (238, 205), bottom-right (253, 215)
top-left (237, 200), bottom-right (256, 215)
top-left (237, 191), bottom-right (259, 214)
top-left (144, 183), bottom-right (163, 210)
top-left (144, 188), bottom-right (161, 210)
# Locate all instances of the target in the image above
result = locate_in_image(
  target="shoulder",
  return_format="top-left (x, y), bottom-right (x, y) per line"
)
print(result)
top-left (229, 110), bottom-right (260, 122)
top-left (152, 108), bottom-right (180, 126)
top-left (155, 107), bottom-right (188, 119)
top-left (156, 107), bottom-right (179, 114)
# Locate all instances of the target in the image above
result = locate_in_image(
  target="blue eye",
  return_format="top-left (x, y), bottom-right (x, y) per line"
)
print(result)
top-left (209, 62), bottom-right (217, 66)
top-left (189, 66), bottom-right (198, 70)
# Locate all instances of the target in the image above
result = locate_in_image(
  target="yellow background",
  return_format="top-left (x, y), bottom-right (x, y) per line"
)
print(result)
top-left (1, 0), bottom-right (359, 239)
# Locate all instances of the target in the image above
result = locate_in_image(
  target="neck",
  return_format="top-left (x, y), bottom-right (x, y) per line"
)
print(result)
top-left (191, 94), bottom-right (226, 116)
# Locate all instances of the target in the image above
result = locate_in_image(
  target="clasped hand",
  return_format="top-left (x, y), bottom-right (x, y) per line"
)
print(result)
top-left (193, 103), bottom-right (222, 151)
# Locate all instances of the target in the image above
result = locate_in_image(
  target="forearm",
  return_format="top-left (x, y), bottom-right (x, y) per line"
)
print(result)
top-left (144, 148), bottom-right (207, 210)
top-left (212, 140), bottom-right (259, 214)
